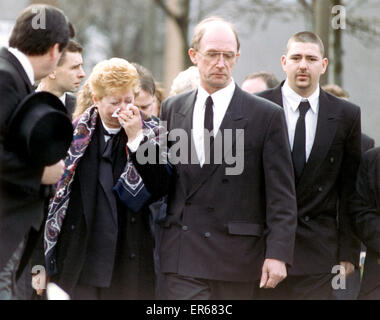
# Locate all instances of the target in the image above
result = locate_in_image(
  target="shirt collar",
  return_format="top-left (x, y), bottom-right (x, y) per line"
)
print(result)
top-left (59, 93), bottom-right (67, 105)
top-left (8, 47), bottom-right (35, 86)
top-left (101, 119), bottom-right (121, 135)
top-left (283, 79), bottom-right (319, 114)
top-left (197, 79), bottom-right (236, 109)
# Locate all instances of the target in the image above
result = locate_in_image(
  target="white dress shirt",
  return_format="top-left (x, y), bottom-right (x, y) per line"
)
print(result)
top-left (127, 80), bottom-right (236, 162)
top-left (8, 47), bottom-right (35, 86)
top-left (59, 93), bottom-right (67, 105)
top-left (282, 79), bottom-right (320, 161)
top-left (102, 120), bottom-right (121, 143)
top-left (193, 80), bottom-right (235, 166)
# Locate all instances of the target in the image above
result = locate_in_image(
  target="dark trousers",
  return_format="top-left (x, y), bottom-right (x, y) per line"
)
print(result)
top-left (162, 273), bottom-right (259, 300)
top-left (333, 269), bottom-right (361, 300)
top-left (0, 239), bottom-right (26, 300)
top-left (259, 273), bottom-right (335, 300)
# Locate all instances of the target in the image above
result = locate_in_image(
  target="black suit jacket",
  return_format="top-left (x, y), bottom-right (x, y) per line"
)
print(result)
top-left (64, 93), bottom-right (76, 119)
top-left (361, 133), bottom-right (375, 154)
top-left (257, 83), bottom-right (362, 275)
top-left (0, 47), bottom-right (46, 272)
top-left (350, 147), bottom-right (380, 299)
top-left (133, 84), bottom-right (297, 282)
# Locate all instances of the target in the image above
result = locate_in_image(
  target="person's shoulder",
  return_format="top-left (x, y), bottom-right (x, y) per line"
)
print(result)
top-left (363, 146), bottom-right (380, 163)
top-left (238, 86), bottom-right (282, 114)
top-left (161, 89), bottom-right (197, 115)
top-left (164, 90), bottom-right (196, 104)
top-left (255, 86), bottom-right (278, 101)
top-left (321, 89), bottom-right (360, 114)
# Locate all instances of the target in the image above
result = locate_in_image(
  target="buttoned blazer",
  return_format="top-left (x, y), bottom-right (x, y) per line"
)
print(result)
top-left (134, 84), bottom-right (298, 282)
top-left (257, 82), bottom-right (362, 275)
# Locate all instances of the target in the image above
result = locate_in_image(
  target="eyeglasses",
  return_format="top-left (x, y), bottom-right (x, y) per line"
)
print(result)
top-left (197, 51), bottom-right (237, 63)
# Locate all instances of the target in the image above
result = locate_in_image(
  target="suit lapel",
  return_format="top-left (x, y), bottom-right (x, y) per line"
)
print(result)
top-left (0, 48), bottom-right (34, 93)
top-left (296, 90), bottom-right (339, 190)
top-left (185, 86), bottom-right (247, 199)
top-left (172, 91), bottom-right (198, 195)
top-left (267, 82), bottom-right (284, 107)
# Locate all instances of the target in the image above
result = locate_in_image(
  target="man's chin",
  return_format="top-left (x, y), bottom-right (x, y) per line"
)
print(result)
top-left (208, 78), bottom-right (230, 88)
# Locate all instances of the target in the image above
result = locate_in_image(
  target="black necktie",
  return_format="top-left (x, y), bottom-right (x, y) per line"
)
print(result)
top-left (204, 96), bottom-right (214, 165)
top-left (292, 100), bottom-right (310, 180)
top-left (103, 129), bottom-right (116, 160)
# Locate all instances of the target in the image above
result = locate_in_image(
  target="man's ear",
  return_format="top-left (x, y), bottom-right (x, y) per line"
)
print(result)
top-left (188, 48), bottom-right (198, 65)
top-left (281, 55), bottom-right (287, 72)
top-left (48, 43), bottom-right (61, 62)
top-left (321, 57), bottom-right (329, 75)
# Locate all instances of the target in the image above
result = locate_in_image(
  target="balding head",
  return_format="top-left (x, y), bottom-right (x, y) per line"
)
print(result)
top-left (190, 17), bottom-right (240, 53)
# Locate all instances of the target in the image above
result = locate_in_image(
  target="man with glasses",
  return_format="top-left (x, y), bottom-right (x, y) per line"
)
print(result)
top-left (125, 16), bottom-right (297, 299)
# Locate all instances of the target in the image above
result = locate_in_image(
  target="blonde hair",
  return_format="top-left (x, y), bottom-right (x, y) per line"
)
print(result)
top-left (72, 58), bottom-right (139, 120)
top-left (72, 79), bottom-right (92, 120)
top-left (89, 58), bottom-right (139, 100)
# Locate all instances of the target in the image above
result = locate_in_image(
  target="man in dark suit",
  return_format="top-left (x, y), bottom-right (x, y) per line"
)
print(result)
top-left (0, 4), bottom-right (73, 299)
top-left (322, 84), bottom-right (375, 154)
top-left (123, 17), bottom-right (297, 300)
top-left (257, 31), bottom-right (361, 299)
top-left (350, 147), bottom-right (380, 299)
top-left (38, 40), bottom-right (85, 119)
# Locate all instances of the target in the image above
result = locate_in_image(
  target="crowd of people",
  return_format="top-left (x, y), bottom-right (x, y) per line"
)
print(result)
top-left (0, 4), bottom-right (379, 301)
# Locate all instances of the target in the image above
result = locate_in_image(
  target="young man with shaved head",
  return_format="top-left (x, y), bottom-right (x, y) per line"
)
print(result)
top-left (258, 31), bottom-right (361, 300)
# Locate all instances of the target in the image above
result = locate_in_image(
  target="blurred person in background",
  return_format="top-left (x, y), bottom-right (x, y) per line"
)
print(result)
top-left (242, 71), bottom-right (279, 94)
top-left (132, 63), bottom-right (156, 120)
top-left (152, 82), bottom-right (165, 118)
top-left (168, 66), bottom-right (200, 97)
top-left (38, 40), bottom-right (85, 119)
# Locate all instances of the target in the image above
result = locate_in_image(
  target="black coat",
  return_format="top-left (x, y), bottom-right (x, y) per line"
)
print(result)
top-left (361, 133), bottom-right (375, 154)
top-left (64, 93), bottom-right (76, 120)
top-left (51, 119), bottom-right (155, 299)
top-left (0, 47), bottom-right (46, 273)
top-left (133, 85), bottom-right (298, 282)
top-left (257, 83), bottom-right (362, 275)
top-left (350, 147), bottom-right (380, 299)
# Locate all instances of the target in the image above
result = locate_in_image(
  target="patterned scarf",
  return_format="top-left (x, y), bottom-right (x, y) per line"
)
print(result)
top-left (44, 106), bottom-right (165, 276)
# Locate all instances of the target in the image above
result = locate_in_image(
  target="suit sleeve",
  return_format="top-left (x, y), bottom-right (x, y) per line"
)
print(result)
top-left (0, 69), bottom-right (43, 194)
top-left (338, 108), bottom-right (362, 266)
top-left (350, 152), bottom-right (380, 253)
top-left (131, 100), bottom-right (173, 200)
top-left (263, 108), bottom-right (298, 266)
